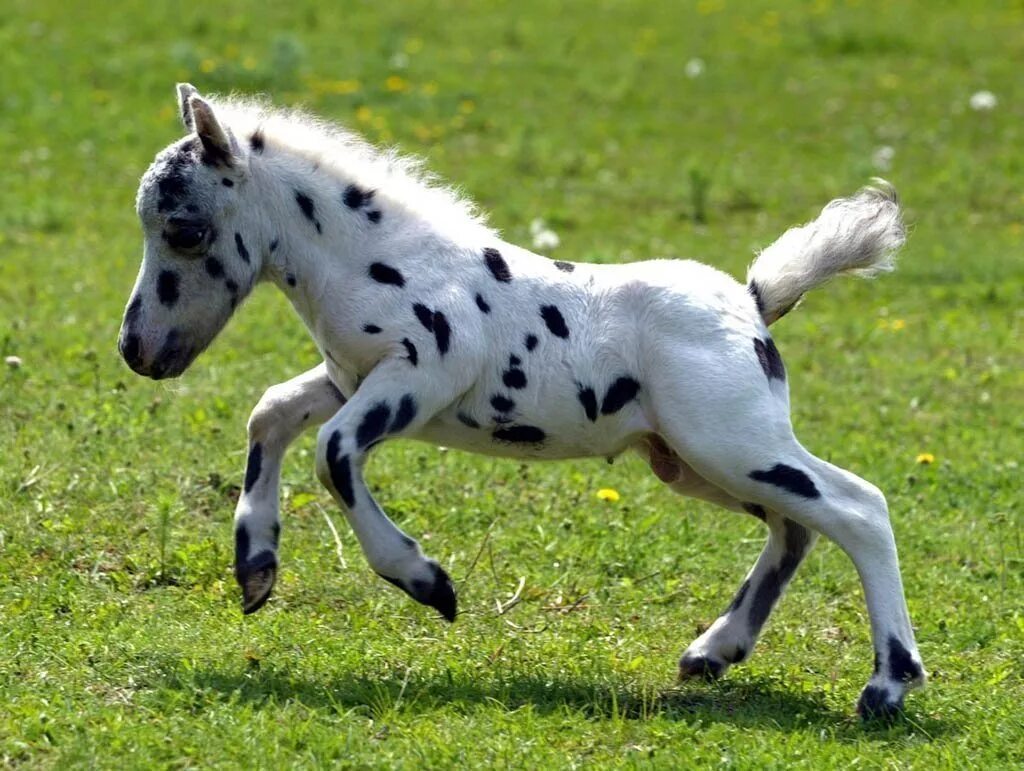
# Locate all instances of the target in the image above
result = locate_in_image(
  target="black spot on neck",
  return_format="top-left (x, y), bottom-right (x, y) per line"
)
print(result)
top-left (490, 394), bottom-right (515, 413)
top-left (157, 270), bottom-right (180, 307)
top-left (221, 177), bottom-right (234, 188)
top-left (368, 262), bottom-right (405, 287)
top-left (754, 337), bottom-right (786, 382)
top-left (295, 191), bottom-right (322, 233)
top-left (432, 311), bottom-right (451, 355)
top-left (553, 260), bottom-right (575, 273)
top-left (366, 210), bottom-right (382, 224)
top-left (475, 294), bottom-right (491, 314)
top-left (577, 386), bottom-right (598, 422)
top-left (413, 303), bottom-right (434, 330)
top-left (540, 305), bottom-right (569, 338)
top-left (483, 247), bottom-right (513, 282)
top-left (343, 184), bottom-right (374, 209)
top-left (601, 377), bottom-right (640, 415)
top-left (524, 334), bottom-right (538, 351)
top-left (748, 463), bottom-right (820, 499)
top-left (250, 131), bottom-right (265, 153)
top-left (492, 425), bottom-right (546, 444)
top-left (362, 324), bottom-right (382, 334)
top-left (401, 338), bottom-right (418, 366)
top-left (234, 233), bottom-right (251, 263)
top-left (502, 367), bottom-right (527, 389)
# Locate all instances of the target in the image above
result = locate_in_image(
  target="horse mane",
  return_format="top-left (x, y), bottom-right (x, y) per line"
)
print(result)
top-left (208, 94), bottom-right (494, 236)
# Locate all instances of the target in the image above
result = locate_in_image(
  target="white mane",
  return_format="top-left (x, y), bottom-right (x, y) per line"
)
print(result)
top-left (208, 94), bottom-right (494, 237)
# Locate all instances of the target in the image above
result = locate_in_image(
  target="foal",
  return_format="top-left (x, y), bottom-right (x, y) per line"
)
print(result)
top-left (118, 84), bottom-right (925, 717)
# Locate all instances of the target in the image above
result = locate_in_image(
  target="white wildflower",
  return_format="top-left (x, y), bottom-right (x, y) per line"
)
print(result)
top-left (872, 145), bottom-right (895, 171)
top-left (530, 218), bottom-right (560, 251)
top-left (969, 90), bottom-right (997, 111)
top-left (5, 356), bottom-right (22, 369)
top-left (684, 58), bottom-right (705, 79)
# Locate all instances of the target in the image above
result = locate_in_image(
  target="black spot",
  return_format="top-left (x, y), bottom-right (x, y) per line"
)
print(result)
top-left (483, 247), bottom-right (512, 282)
top-left (326, 431), bottom-right (355, 507)
top-left (362, 324), bottom-right (382, 334)
top-left (156, 140), bottom-right (199, 212)
top-left (368, 262), bottom-right (405, 287)
top-left (742, 503), bottom-right (767, 521)
top-left (302, 412), bottom-right (310, 421)
top-left (724, 646), bottom-right (747, 664)
top-left (727, 578), bottom-right (751, 613)
top-left (356, 402), bottom-right (392, 450)
top-left (475, 294), bottom-right (491, 314)
top-left (432, 311), bottom-right (451, 355)
top-left (234, 233), bottom-right (250, 264)
top-left (269, 238), bottom-right (279, 252)
top-left (366, 210), bottom-right (382, 224)
top-left (524, 334), bottom-right (538, 351)
top-left (390, 395), bottom-right (418, 434)
top-left (120, 333), bottom-right (141, 368)
top-left (509, 355), bottom-right (521, 367)
top-left (157, 270), bottom-right (180, 307)
top-left (295, 191), bottom-right (322, 233)
top-left (244, 442), bottom-right (262, 493)
top-left (286, 274), bottom-right (297, 287)
top-left (748, 463), bottom-right (820, 499)
top-left (457, 412), bottom-right (480, 429)
top-left (490, 394), bottom-right (515, 413)
top-left (553, 260), bottom-right (575, 272)
top-left (234, 524), bottom-right (250, 567)
top-left (540, 305), bottom-right (569, 338)
top-left (343, 184), bottom-right (374, 209)
top-left (221, 178), bottom-right (234, 188)
top-left (754, 337), bottom-right (786, 381)
top-left (748, 281), bottom-right (765, 316)
top-left (401, 338), bottom-right (418, 366)
top-left (205, 257), bottom-right (225, 279)
top-left (249, 131), bottom-right (265, 153)
top-left (124, 294), bottom-right (142, 326)
top-left (502, 368), bottom-right (527, 389)
top-left (600, 376), bottom-right (641, 415)
top-left (747, 521), bottom-right (810, 632)
top-left (888, 636), bottom-right (922, 683)
top-left (492, 425), bottom-right (546, 444)
top-left (413, 303), bottom-right (434, 330)
top-left (857, 685), bottom-right (902, 719)
top-left (272, 522), bottom-right (281, 547)
top-left (679, 654), bottom-right (723, 680)
top-left (576, 386), bottom-right (598, 422)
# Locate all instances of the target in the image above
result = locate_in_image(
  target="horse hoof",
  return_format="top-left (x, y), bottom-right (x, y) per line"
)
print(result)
top-left (236, 551), bottom-right (277, 615)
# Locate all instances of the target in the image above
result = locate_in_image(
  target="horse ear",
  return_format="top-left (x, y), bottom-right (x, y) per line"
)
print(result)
top-left (189, 95), bottom-right (240, 168)
top-left (176, 83), bottom-right (199, 130)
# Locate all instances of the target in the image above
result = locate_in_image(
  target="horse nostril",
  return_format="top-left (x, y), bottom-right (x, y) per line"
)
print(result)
top-left (120, 333), bottom-right (143, 370)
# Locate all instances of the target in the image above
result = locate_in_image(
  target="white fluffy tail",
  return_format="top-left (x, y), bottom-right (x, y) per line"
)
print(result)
top-left (747, 180), bottom-right (905, 324)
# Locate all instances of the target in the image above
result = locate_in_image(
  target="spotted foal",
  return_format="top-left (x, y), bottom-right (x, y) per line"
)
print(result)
top-left (118, 84), bottom-right (925, 717)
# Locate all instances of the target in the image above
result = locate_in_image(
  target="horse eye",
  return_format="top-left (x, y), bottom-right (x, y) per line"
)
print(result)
top-left (164, 221), bottom-right (208, 251)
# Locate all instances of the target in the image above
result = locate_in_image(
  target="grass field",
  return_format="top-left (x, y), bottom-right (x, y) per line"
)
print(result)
top-left (2, 0), bottom-right (1023, 767)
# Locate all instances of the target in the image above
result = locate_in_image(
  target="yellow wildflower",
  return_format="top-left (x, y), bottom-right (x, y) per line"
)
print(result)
top-left (916, 453), bottom-right (935, 465)
top-left (385, 75), bottom-right (409, 92)
top-left (891, 319), bottom-right (906, 331)
top-left (242, 56), bottom-right (258, 71)
top-left (596, 488), bottom-right (621, 502)
top-left (458, 99), bottom-right (476, 115)
top-left (200, 58), bottom-right (217, 74)
top-left (355, 105), bottom-right (373, 123)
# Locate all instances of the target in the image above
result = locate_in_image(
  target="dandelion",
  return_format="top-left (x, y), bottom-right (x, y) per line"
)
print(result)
top-left (596, 488), bottom-right (620, 502)
top-left (969, 90), bottom-right (997, 111)
top-left (872, 145), bottom-right (895, 172)
top-left (684, 58), bottom-right (705, 79)
top-left (421, 81), bottom-right (439, 96)
top-left (355, 105), bottom-right (373, 123)
top-left (915, 453), bottom-right (935, 465)
top-left (530, 218), bottom-right (561, 251)
top-left (200, 58), bottom-right (217, 74)
top-left (385, 75), bottom-right (409, 92)
top-left (458, 99), bottom-right (476, 115)
top-left (890, 318), bottom-right (906, 331)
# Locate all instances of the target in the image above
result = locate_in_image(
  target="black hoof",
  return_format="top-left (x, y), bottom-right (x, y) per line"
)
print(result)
top-left (679, 653), bottom-right (725, 681)
top-left (377, 561), bottom-right (458, 622)
top-left (235, 550), bottom-right (277, 615)
top-left (857, 684), bottom-right (904, 720)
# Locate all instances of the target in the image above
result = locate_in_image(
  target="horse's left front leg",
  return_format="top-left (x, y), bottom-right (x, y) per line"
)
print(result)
top-left (234, 362), bottom-right (345, 613)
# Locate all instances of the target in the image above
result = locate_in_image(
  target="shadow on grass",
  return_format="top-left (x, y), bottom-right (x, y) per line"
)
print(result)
top-left (158, 660), bottom-right (957, 740)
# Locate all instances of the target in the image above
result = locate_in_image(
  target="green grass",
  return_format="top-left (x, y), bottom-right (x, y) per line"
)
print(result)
top-left (2, 0), bottom-right (1023, 767)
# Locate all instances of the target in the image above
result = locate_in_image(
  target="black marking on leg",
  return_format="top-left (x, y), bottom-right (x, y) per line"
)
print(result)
top-left (362, 324), bottom-right (382, 334)
top-left (483, 247), bottom-right (512, 282)
top-left (250, 131), bottom-right (265, 153)
top-left (742, 503), bottom-right (767, 521)
top-left (413, 303), bottom-right (434, 330)
top-left (492, 425), bottom-right (546, 444)
top-left (205, 257), bottom-right (225, 279)
top-left (491, 394), bottom-right (515, 413)
top-left (727, 578), bottom-right (751, 613)
top-left (475, 294), bottom-right (491, 314)
top-left (343, 184), bottom-right (374, 209)
top-left (748, 521), bottom-right (809, 632)
top-left (357, 402), bottom-right (392, 450)
top-left (401, 338), bottom-right (418, 366)
top-left (553, 260), bottom-right (575, 272)
top-left (234, 233), bottom-right (250, 263)
top-left (600, 376), bottom-right (641, 415)
top-left (286, 274), bottom-right (297, 287)
top-left (390, 394), bottom-right (418, 434)
top-left (234, 524), bottom-right (250, 568)
top-left (679, 654), bottom-right (724, 681)
top-left (457, 412), bottom-right (480, 429)
top-left (502, 367), bottom-right (527, 389)
top-left (157, 270), bottom-right (180, 307)
top-left (432, 311), bottom-right (451, 355)
top-left (540, 305), bottom-right (570, 338)
top-left (368, 262), bottom-right (405, 287)
top-left (888, 636), bottom-right (922, 683)
top-left (857, 685), bottom-right (903, 720)
top-left (748, 464), bottom-right (820, 499)
top-left (326, 431), bottom-right (355, 507)
top-left (221, 177), bottom-right (234, 188)
top-left (295, 191), bottom-right (322, 233)
top-left (380, 562), bottom-right (457, 622)
top-left (754, 337), bottom-right (786, 381)
top-left (243, 442), bottom-right (263, 494)
top-left (525, 334), bottom-right (538, 351)
top-left (366, 210), bottom-right (382, 224)
top-left (724, 646), bottom-right (747, 664)
top-left (577, 385), bottom-right (598, 422)
top-left (269, 238), bottom-right (279, 252)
